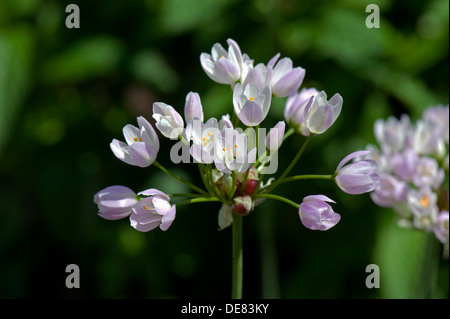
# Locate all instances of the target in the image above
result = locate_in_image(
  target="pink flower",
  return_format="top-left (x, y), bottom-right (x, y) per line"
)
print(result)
top-left (94, 185), bottom-right (138, 220)
top-left (130, 189), bottom-right (176, 232)
top-left (299, 195), bottom-right (341, 231)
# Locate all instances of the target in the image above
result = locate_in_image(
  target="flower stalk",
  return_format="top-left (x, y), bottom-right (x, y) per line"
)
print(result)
top-left (232, 213), bottom-right (243, 299)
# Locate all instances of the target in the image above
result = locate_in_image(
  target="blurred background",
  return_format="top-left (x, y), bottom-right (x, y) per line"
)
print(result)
top-left (0, 0), bottom-right (448, 299)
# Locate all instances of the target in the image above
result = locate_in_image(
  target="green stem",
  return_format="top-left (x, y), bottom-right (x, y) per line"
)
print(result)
top-left (229, 171), bottom-right (236, 200)
top-left (199, 164), bottom-right (214, 196)
top-left (256, 193), bottom-right (299, 209)
top-left (276, 174), bottom-right (333, 185)
top-left (233, 115), bottom-right (240, 129)
top-left (175, 196), bottom-right (221, 207)
top-left (153, 161), bottom-right (209, 196)
top-left (264, 134), bottom-right (313, 193)
top-left (239, 169), bottom-right (251, 195)
top-left (178, 134), bottom-right (188, 145)
top-left (167, 193), bottom-right (205, 198)
top-left (232, 213), bottom-right (243, 299)
top-left (420, 232), bottom-right (440, 298)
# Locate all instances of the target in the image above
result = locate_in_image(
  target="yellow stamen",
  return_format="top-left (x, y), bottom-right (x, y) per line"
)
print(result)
top-left (222, 148), bottom-right (225, 151)
top-left (208, 132), bottom-right (212, 137)
top-left (134, 137), bottom-right (138, 142)
top-left (234, 144), bottom-right (238, 148)
top-left (139, 138), bottom-right (143, 142)
top-left (419, 196), bottom-right (430, 207)
top-left (250, 97), bottom-right (254, 101)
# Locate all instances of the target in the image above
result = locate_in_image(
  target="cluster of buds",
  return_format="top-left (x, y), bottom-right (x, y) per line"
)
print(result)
top-left (364, 105), bottom-right (449, 257)
top-left (94, 39), bottom-right (381, 234)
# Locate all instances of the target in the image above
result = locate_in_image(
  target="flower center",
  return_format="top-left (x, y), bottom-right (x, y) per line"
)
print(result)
top-left (249, 97), bottom-right (254, 101)
top-left (419, 196), bottom-right (430, 207)
top-left (200, 131), bottom-right (214, 146)
top-left (223, 144), bottom-right (239, 161)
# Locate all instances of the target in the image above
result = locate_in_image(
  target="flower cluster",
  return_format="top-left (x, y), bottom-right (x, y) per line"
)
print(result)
top-left (94, 38), bottom-right (380, 235)
top-left (364, 105), bottom-right (449, 257)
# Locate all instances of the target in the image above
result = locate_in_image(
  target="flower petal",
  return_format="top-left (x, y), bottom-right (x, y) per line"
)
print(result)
top-left (239, 101), bottom-right (264, 126)
top-left (336, 150), bottom-right (371, 171)
top-left (160, 205), bottom-right (176, 231)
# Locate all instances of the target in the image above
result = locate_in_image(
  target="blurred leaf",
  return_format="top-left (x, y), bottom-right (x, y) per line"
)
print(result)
top-left (373, 211), bottom-right (428, 298)
top-left (386, 0), bottom-right (449, 74)
top-left (129, 49), bottom-right (180, 93)
top-left (144, 167), bottom-right (191, 195)
top-left (360, 65), bottom-right (440, 117)
top-left (313, 6), bottom-right (386, 68)
top-left (202, 84), bottom-right (234, 120)
top-left (0, 26), bottom-right (33, 155)
top-left (159, 0), bottom-right (238, 35)
top-left (41, 36), bottom-right (123, 83)
top-left (357, 92), bottom-right (391, 145)
top-left (0, 0), bottom-right (40, 23)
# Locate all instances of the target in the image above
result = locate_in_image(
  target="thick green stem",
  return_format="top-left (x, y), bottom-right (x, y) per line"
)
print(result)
top-left (420, 232), bottom-right (440, 298)
top-left (232, 213), bottom-right (243, 299)
top-left (153, 161), bottom-right (209, 196)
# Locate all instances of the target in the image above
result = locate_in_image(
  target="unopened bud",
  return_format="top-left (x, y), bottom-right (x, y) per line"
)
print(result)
top-left (232, 195), bottom-right (253, 216)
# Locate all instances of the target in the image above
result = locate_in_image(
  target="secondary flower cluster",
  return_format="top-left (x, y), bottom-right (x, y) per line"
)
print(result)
top-left (94, 38), bottom-right (380, 233)
top-left (364, 105), bottom-right (449, 257)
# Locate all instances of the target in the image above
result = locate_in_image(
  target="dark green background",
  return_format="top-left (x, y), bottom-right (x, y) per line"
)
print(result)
top-left (0, 0), bottom-right (448, 298)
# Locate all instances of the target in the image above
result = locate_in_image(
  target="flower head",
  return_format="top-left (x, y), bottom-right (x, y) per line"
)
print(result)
top-left (370, 173), bottom-right (409, 208)
top-left (407, 187), bottom-right (439, 231)
top-left (153, 102), bottom-right (184, 139)
top-left (214, 128), bottom-right (257, 174)
top-left (94, 185), bottom-right (138, 220)
top-left (184, 91), bottom-right (204, 123)
top-left (434, 211), bottom-right (449, 244)
top-left (305, 91), bottom-right (342, 134)
top-left (374, 114), bottom-right (411, 153)
top-left (200, 38), bottom-right (243, 85)
top-left (335, 150), bottom-right (379, 194)
top-left (266, 121), bottom-right (286, 152)
top-left (187, 118), bottom-right (220, 164)
top-left (299, 195), bottom-right (341, 231)
top-left (130, 189), bottom-right (176, 232)
top-left (110, 116), bottom-right (159, 168)
top-left (233, 82), bottom-right (271, 127)
top-left (284, 87), bottom-right (318, 136)
top-left (263, 54), bottom-right (305, 97)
